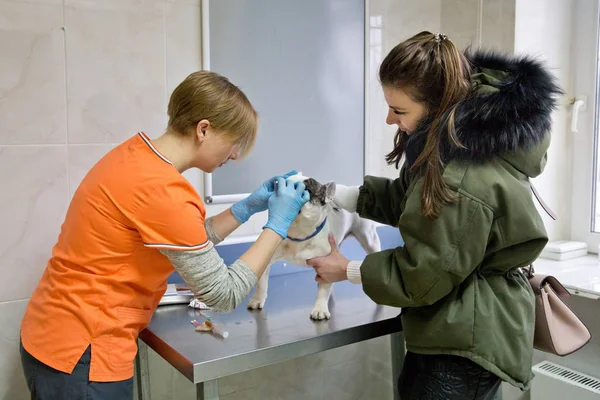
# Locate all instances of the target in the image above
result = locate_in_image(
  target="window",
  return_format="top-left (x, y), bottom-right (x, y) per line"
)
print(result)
top-left (595, 33), bottom-right (600, 233)
top-left (571, 0), bottom-right (600, 250)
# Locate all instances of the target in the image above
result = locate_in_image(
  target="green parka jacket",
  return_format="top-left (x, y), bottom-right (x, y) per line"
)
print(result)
top-left (357, 51), bottom-right (561, 389)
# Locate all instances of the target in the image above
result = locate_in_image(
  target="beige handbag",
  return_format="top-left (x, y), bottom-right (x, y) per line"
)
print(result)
top-left (525, 183), bottom-right (592, 356)
top-left (523, 265), bottom-right (591, 356)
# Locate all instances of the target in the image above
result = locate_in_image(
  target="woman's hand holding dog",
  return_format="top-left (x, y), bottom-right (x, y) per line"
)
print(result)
top-left (307, 233), bottom-right (350, 283)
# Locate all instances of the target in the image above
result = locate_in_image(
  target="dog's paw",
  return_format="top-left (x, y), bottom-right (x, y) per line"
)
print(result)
top-left (310, 305), bottom-right (331, 320)
top-left (247, 296), bottom-right (266, 310)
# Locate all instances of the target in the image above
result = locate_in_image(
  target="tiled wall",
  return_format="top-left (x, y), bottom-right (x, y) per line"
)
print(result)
top-left (0, 0), bottom-right (200, 398)
top-left (0, 0), bottom-right (516, 399)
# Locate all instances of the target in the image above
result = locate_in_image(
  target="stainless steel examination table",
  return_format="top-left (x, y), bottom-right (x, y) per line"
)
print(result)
top-left (134, 271), bottom-right (406, 400)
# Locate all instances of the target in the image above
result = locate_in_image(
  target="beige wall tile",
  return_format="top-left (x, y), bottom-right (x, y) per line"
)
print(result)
top-left (166, 0), bottom-right (202, 96)
top-left (381, 0), bottom-right (442, 50)
top-left (481, 0), bottom-right (515, 52)
top-left (220, 387), bottom-right (259, 400)
top-left (0, 145), bottom-right (68, 302)
top-left (63, 0), bottom-right (162, 9)
top-left (0, 299), bottom-right (30, 400)
top-left (64, 0), bottom-right (167, 144)
top-left (164, 2), bottom-right (203, 192)
top-left (166, 0), bottom-right (201, 5)
top-left (1, 0), bottom-right (62, 5)
top-left (441, 0), bottom-right (481, 50)
top-left (0, 1), bottom-right (66, 145)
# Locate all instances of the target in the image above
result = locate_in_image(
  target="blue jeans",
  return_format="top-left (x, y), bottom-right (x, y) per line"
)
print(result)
top-left (20, 339), bottom-right (133, 400)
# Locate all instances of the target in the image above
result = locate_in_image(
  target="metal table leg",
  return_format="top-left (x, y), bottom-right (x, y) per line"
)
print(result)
top-left (390, 331), bottom-right (405, 400)
top-left (196, 380), bottom-right (219, 400)
top-left (135, 339), bottom-right (151, 400)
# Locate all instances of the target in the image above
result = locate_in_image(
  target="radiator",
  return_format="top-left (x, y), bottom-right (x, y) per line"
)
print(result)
top-left (531, 361), bottom-right (600, 399)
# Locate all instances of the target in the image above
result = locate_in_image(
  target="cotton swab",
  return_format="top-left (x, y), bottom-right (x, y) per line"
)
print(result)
top-left (190, 314), bottom-right (229, 339)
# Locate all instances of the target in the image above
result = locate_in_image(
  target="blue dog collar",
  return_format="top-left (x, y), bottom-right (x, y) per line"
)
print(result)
top-left (286, 217), bottom-right (328, 242)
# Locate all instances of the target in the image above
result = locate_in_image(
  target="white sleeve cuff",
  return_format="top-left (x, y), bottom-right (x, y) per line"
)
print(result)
top-left (346, 260), bottom-right (363, 284)
top-left (333, 185), bottom-right (360, 213)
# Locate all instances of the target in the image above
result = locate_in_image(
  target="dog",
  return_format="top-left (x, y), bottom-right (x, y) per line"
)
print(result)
top-left (247, 173), bottom-right (381, 320)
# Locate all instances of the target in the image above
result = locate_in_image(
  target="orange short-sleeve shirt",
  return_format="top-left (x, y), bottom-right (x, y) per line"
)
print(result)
top-left (21, 132), bottom-right (208, 382)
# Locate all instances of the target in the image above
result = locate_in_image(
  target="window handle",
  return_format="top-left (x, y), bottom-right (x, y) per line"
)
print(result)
top-left (569, 96), bottom-right (587, 133)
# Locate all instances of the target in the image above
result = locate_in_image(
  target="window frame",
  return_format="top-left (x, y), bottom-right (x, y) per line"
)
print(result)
top-left (570, 0), bottom-right (600, 251)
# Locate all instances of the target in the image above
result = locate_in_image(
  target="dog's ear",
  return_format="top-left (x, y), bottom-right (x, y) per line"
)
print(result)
top-left (324, 181), bottom-right (336, 202)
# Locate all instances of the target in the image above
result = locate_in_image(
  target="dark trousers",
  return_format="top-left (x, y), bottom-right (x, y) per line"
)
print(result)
top-left (398, 351), bottom-right (501, 400)
top-left (20, 340), bottom-right (133, 400)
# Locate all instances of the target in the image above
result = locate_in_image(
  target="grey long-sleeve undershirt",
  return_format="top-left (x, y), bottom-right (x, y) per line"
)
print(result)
top-left (204, 217), bottom-right (223, 245)
top-left (158, 217), bottom-right (257, 312)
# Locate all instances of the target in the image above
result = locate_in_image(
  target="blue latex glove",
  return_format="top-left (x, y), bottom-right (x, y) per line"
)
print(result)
top-left (263, 177), bottom-right (310, 239)
top-left (231, 170), bottom-right (298, 223)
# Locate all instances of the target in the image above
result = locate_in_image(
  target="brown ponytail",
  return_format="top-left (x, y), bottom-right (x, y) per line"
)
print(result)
top-left (379, 31), bottom-right (471, 218)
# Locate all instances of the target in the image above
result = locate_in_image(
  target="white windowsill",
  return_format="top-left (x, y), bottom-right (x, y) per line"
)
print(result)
top-left (534, 254), bottom-right (600, 299)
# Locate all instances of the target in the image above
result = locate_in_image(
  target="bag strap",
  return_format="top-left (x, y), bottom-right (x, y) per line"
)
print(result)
top-left (523, 183), bottom-right (569, 296)
top-left (530, 181), bottom-right (557, 220)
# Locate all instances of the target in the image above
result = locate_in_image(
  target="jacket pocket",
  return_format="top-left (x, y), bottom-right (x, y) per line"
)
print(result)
top-left (109, 306), bottom-right (153, 367)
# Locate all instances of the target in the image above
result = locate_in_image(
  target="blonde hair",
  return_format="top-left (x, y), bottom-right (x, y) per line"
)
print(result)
top-left (167, 71), bottom-right (258, 157)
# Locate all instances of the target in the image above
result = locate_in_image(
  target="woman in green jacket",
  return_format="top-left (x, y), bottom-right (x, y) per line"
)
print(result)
top-left (308, 31), bottom-right (561, 399)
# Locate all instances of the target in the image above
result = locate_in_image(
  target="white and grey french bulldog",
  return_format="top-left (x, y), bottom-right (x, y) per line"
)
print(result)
top-left (247, 173), bottom-right (381, 320)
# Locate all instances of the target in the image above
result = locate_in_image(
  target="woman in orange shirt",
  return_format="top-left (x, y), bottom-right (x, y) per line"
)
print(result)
top-left (19, 71), bottom-right (309, 400)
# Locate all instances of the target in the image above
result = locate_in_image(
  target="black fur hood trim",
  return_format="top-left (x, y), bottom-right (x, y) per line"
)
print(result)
top-left (404, 50), bottom-right (563, 167)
